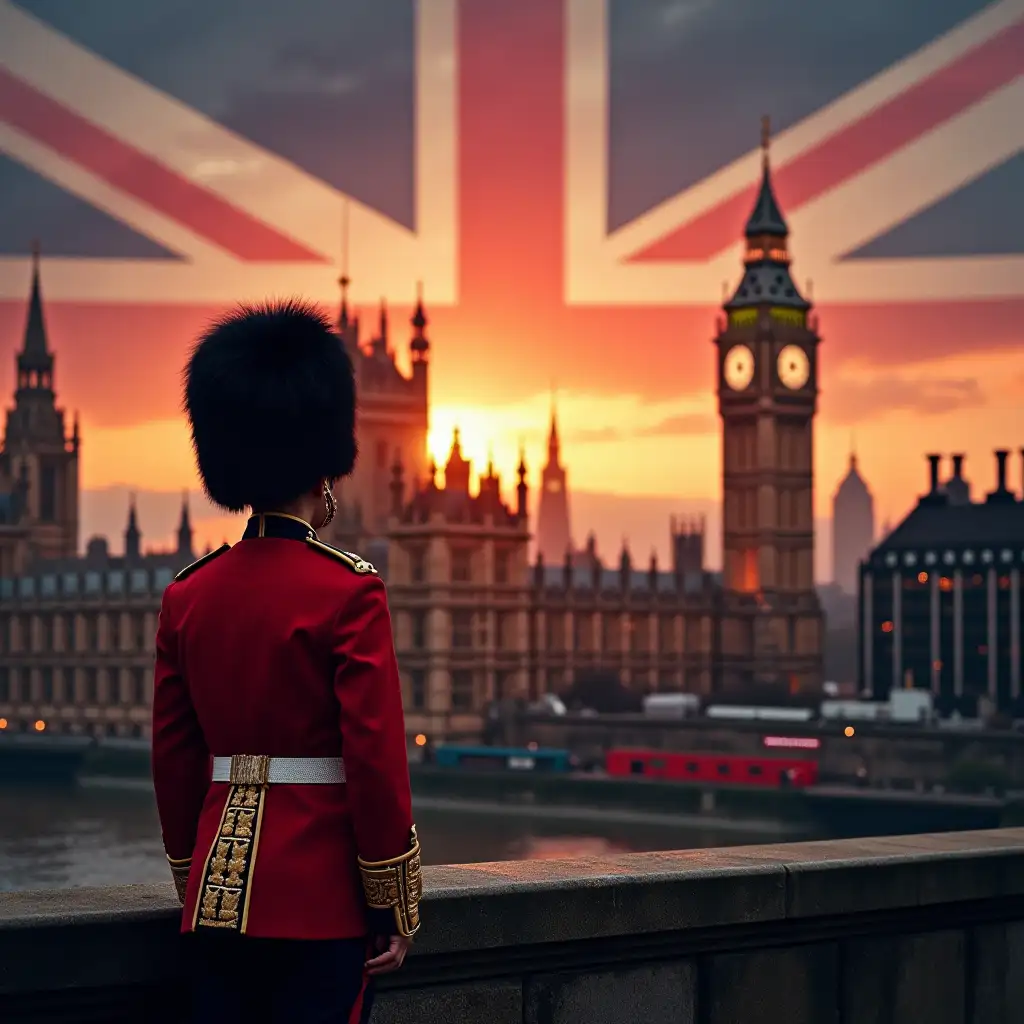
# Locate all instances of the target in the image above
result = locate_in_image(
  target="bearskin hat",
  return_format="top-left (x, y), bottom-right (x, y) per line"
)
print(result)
top-left (184, 299), bottom-right (356, 513)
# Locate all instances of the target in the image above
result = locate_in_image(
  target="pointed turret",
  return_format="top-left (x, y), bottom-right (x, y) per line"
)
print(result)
top-left (124, 494), bottom-right (141, 561)
top-left (18, 242), bottom-right (55, 389)
top-left (369, 297), bottom-right (389, 358)
top-left (547, 397), bottom-right (561, 464)
top-left (444, 427), bottom-right (470, 493)
top-left (338, 199), bottom-right (351, 331)
top-left (338, 272), bottom-right (351, 332)
top-left (745, 116), bottom-right (788, 239)
top-left (516, 445), bottom-right (528, 522)
top-left (410, 281), bottom-right (430, 362)
top-left (176, 491), bottom-right (194, 561)
top-left (724, 117), bottom-right (809, 313)
top-left (618, 540), bottom-right (632, 590)
top-left (537, 393), bottom-right (572, 562)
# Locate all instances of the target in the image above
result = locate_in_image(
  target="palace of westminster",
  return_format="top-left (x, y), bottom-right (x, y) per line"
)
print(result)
top-left (0, 144), bottom-right (834, 740)
top-left (4, 137), bottom-right (1017, 739)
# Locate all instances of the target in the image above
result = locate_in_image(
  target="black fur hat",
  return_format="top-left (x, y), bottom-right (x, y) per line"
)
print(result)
top-left (184, 299), bottom-right (356, 513)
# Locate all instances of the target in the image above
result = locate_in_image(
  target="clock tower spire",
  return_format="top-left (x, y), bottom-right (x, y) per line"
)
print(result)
top-left (713, 117), bottom-right (822, 694)
top-left (536, 390), bottom-right (573, 563)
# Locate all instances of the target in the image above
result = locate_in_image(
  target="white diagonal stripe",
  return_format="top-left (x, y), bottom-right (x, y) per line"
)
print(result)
top-left (0, 0), bottom-right (458, 303)
top-left (565, 0), bottom-right (1024, 305)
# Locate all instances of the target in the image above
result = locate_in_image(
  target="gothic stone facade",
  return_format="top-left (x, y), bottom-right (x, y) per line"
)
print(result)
top-left (386, 432), bottom-right (720, 738)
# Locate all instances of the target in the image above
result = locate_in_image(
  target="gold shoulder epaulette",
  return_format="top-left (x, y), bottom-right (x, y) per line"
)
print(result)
top-left (174, 543), bottom-right (230, 582)
top-left (305, 538), bottom-right (378, 575)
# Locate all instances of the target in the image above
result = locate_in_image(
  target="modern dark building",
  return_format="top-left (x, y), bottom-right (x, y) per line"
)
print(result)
top-left (858, 451), bottom-right (1024, 716)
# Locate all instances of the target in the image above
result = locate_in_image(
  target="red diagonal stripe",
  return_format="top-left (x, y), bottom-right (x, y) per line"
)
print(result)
top-left (0, 68), bottom-right (326, 264)
top-left (630, 17), bottom-right (1024, 263)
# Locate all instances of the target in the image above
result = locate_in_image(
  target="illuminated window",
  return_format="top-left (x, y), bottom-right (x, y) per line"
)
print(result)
top-left (943, 551), bottom-right (955, 565)
top-left (963, 550), bottom-right (975, 564)
top-left (981, 550), bottom-right (993, 564)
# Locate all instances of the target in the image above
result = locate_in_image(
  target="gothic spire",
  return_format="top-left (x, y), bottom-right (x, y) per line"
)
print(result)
top-left (745, 116), bottom-right (788, 239)
top-left (124, 494), bottom-right (141, 561)
top-left (547, 391), bottom-right (561, 462)
top-left (724, 117), bottom-right (809, 313)
top-left (19, 241), bottom-right (55, 380)
top-left (338, 199), bottom-right (351, 330)
top-left (516, 443), bottom-right (528, 522)
top-left (411, 281), bottom-right (427, 331)
top-left (410, 281), bottom-right (429, 359)
top-left (445, 426), bottom-right (470, 492)
top-left (177, 491), bottom-right (194, 561)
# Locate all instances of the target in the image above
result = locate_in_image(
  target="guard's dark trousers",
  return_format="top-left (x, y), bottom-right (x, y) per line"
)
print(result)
top-left (186, 932), bottom-right (375, 1024)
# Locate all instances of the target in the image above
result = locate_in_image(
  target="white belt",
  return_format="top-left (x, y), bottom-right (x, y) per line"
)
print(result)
top-left (211, 755), bottom-right (346, 785)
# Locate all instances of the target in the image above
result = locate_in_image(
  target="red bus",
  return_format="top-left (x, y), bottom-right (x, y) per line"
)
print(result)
top-left (605, 749), bottom-right (818, 788)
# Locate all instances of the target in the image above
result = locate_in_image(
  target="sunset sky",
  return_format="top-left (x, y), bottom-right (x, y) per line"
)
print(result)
top-left (1, 0), bottom-right (1021, 579)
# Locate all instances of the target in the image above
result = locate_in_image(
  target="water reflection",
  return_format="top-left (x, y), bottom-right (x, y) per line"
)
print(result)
top-left (0, 783), bottom-right (801, 892)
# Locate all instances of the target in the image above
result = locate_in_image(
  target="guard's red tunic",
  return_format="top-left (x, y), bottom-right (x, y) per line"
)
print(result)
top-left (151, 512), bottom-right (414, 939)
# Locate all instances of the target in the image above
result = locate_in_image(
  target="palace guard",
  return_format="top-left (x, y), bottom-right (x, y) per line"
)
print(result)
top-left (151, 300), bottom-right (421, 1023)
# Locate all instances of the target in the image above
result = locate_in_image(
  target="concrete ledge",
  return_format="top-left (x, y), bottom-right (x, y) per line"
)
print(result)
top-left (3, 830), bottom-right (1024, 1023)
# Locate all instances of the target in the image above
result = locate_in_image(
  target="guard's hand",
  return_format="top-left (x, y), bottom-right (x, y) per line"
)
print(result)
top-left (365, 934), bottom-right (412, 975)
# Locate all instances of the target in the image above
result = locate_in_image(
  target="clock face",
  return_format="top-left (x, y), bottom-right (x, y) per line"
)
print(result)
top-left (777, 345), bottom-right (810, 390)
top-left (723, 345), bottom-right (754, 391)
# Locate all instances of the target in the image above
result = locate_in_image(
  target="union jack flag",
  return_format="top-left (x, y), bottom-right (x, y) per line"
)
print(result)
top-left (0, 0), bottom-right (1021, 412)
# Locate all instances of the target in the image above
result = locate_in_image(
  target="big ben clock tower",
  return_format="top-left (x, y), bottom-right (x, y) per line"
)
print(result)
top-left (714, 118), bottom-right (823, 693)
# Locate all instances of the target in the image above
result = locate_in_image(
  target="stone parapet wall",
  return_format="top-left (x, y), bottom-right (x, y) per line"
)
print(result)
top-left (2, 830), bottom-right (1024, 1023)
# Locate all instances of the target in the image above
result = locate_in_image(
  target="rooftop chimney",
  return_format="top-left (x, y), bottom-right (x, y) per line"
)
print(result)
top-left (986, 449), bottom-right (1013, 504)
top-left (926, 453), bottom-right (941, 494)
top-left (951, 454), bottom-right (964, 479)
top-left (1020, 448), bottom-right (1024, 500)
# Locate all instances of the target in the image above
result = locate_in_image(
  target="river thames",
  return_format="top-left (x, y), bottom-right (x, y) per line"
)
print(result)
top-left (0, 781), bottom-right (817, 892)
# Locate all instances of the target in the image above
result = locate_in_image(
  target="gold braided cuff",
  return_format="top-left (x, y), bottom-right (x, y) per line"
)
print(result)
top-left (357, 825), bottom-right (423, 938)
top-left (167, 855), bottom-right (191, 906)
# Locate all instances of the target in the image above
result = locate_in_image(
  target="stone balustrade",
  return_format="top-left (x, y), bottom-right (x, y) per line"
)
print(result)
top-left (2, 830), bottom-right (1024, 1023)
